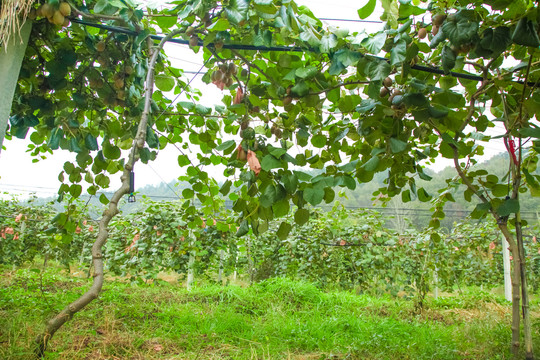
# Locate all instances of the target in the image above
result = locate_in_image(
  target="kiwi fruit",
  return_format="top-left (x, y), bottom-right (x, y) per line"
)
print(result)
top-left (59, 2), bottom-right (71, 17)
top-left (383, 77), bottom-right (392, 87)
top-left (96, 41), bottom-right (106, 52)
top-left (52, 11), bottom-right (65, 26)
top-left (418, 28), bottom-right (427, 39)
top-left (189, 35), bottom-right (199, 47)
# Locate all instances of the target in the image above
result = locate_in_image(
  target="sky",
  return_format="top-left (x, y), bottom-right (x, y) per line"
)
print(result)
top-left (0, 1), bottom-right (507, 199)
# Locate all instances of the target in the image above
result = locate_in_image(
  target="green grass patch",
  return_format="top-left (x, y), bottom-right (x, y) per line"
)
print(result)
top-left (0, 266), bottom-right (538, 359)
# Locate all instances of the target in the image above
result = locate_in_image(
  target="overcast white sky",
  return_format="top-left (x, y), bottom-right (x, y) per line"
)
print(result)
top-left (0, 1), bottom-right (506, 198)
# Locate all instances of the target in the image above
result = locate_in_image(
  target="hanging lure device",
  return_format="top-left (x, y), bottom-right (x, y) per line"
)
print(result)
top-left (128, 170), bottom-right (136, 203)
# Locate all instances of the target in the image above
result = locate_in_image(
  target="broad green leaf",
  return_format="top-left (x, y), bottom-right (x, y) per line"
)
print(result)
top-left (303, 186), bottom-right (324, 205)
top-left (442, 14), bottom-right (479, 47)
top-left (441, 45), bottom-right (456, 73)
top-left (216, 139), bottom-right (236, 151)
top-left (261, 155), bottom-right (282, 171)
top-left (294, 208), bottom-right (310, 226)
top-left (272, 199), bottom-right (290, 217)
top-left (496, 198), bottom-right (520, 216)
top-left (417, 187), bottom-right (432, 202)
top-left (512, 18), bottom-right (540, 47)
top-left (236, 220), bottom-right (249, 237)
top-left (155, 74), bottom-right (175, 92)
top-left (320, 34), bottom-right (338, 53)
top-left (295, 66), bottom-right (318, 79)
top-left (361, 32), bottom-right (386, 54)
top-left (389, 138), bottom-right (407, 153)
top-left (362, 156), bottom-right (379, 171)
top-left (365, 59), bottom-right (391, 81)
top-left (358, 0), bottom-right (376, 19)
top-left (276, 221), bottom-right (292, 240)
top-left (226, 0), bottom-right (249, 24)
top-left (311, 134), bottom-right (327, 148)
top-left (260, 185), bottom-right (277, 208)
top-left (390, 39), bottom-right (407, 66)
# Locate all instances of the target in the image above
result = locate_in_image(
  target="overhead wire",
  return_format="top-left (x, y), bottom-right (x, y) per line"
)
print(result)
top-left (69, 18), bottom-right (540, 86)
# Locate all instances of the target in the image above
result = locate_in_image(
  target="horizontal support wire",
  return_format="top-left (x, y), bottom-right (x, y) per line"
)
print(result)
top-left (70, 18), bottom-right (538, 86)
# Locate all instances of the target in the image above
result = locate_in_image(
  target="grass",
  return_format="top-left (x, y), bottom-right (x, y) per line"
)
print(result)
top-left (0, 265), bottom-right (539, 359)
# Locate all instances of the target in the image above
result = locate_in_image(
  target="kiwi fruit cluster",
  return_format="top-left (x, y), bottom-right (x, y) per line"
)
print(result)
top-left (210, 62), bottom-right (236, 90)
top-left (30, 1), bottom-right (71, 27)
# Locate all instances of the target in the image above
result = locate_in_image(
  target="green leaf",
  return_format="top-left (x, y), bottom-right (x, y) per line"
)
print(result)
top-left (365, 59), bottom-right (391, 81)
top-left (335, 49), bottom-right (362, 67)
top-left (512, 18), bottom-right (540, 47)
top-left (281, 173), bottom-right (298, 194)
top-left (358, 0), bottom-right (376, 19)
top-left (402, 189), bottom-right (411, 202)
top-left (362, 156), bottom-right (379, 171)
top-left (390, 39), bottom-right (407, 66)
top-left (389, 138), bottom-right (407, 153)
top-left (291, 81), bottom-right (310, 97)
top-left (260, 185), bottom-right (277, 208)
top-left (48, 128), bottom-right (63, 150)
top-left (226, 0), bottom-right (249, 24)
top-left (156, 15), bottom-right (178, 30)
top-left (219, 180), bottom-right (232, 195)
top-left (182, 188), bottom-right (194, 198)
top-left (155, 74), bottom-right (175, 92)
top-left (216, 139), bottom-right (236, 152)
top-left (236, 220), bottom-right (249, 237)
top-left (417, 188), bottom-right (432, 202)
top-left (441, 45), bottom-right (457, 74)
top-left (272, 200), bottom-right (290, 217)
top-left (320, 34), bottom-right (338, 53)
top-left (303, 186), bottom-right (324, 205)
top-left (276, 221), bottom-right (292, 240)
top-left (294, 208), bottom-right (310, 226)
top-left (99, 193), bottom-right (109, 205)
top-left (178, 155), bottom-right (190, 167)
top-left (442, 14), bottom-right (479, 47)
top-left (295, 66), bottom-right (318, 79)
top-left (496, 198), bottom-right (520, 216)
top-left (311, 134), bottom-right (327, 148)
top-left (362, 32), bottom-right (386, 54)
top-left (261, 155), bottom-right (282, 171)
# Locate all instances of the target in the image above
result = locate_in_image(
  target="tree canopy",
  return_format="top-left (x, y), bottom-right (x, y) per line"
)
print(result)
top-left (3, 0), bottom-right (540, 357)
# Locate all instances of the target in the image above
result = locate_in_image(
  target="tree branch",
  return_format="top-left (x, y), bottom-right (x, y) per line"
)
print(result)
top-left (35, 28), bottom-right (183, 357)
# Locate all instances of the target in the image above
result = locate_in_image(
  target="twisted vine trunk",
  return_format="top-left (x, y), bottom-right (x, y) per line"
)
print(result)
top-left (35, 29), bottom-right (182, 357)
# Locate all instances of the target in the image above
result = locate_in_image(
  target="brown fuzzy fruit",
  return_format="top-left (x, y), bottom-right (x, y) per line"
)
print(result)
top-left (96, 41), bottom-right (106, 52)
top-left (418, 28), bottom-right (427, 39)
top-left (214, 41), bottom-right (223, 50)
top-left (227, 63), bottom-right (236, 75)
top-left (283, 96), bottom-right (293, 106)
top-left (52, 11), bottom-right (65, 26)
top-left (114, 78), bottom-right (125, 89)
top-left (186, 26), bottom-right (195, 36)
top-left (125, 65), bottom-right (134, 75)
top-left (189, 35), bottom-right (199, 47)
top-left (224, 77), bottom-right (233, 87)
top-left (59, 2), bottom-right (71, 16)
top-left (41, 4), bottom-right (54, 18)
top-left (380, 87), bottom-right (389, 97)
top-left (383, 77), bottom-right (392, 87)
top-left (432, 25), bottom-right (439, 36)
top-left (432, 14), bottom-right (446, 26)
